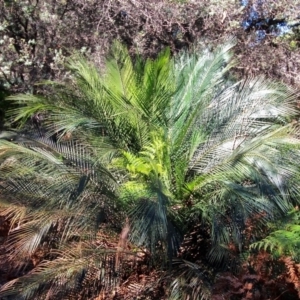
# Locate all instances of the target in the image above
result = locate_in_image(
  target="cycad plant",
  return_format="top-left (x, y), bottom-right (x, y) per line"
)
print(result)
top-left (0, 41), bottom-right (300, 299)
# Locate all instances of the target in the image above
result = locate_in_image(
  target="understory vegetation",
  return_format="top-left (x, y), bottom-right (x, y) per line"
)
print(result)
top-left (0, 1), bottom-right (300, 299)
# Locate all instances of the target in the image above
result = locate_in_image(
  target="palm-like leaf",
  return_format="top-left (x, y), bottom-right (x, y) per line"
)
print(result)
top-left (0, 128), bottom-right (129, 298)
top-left (8, 42), bottom-right (175, 155)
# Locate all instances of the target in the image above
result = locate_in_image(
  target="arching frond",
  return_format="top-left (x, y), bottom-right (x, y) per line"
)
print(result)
top-left (7, 42), bottom-right (175, 157)
top-left (0, 128), bottom-right (121, 277)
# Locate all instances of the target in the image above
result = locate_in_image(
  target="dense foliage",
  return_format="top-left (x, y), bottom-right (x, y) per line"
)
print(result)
top-left (0, 41), bottom-right (300, 299)
top-left (0, 0), bottom-right (300, 94)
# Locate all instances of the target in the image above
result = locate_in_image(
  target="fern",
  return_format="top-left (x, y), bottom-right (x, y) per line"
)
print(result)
top-left (250, 209), bottom-right (300, 259)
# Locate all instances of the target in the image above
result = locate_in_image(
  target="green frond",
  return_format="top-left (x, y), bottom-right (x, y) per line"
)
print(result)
top-left (0, 129), bottom-right (120, 275)
top-left (250, 210), bottom-right (300, 259)
top-left (170, 39), bottom-right (236, 157)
